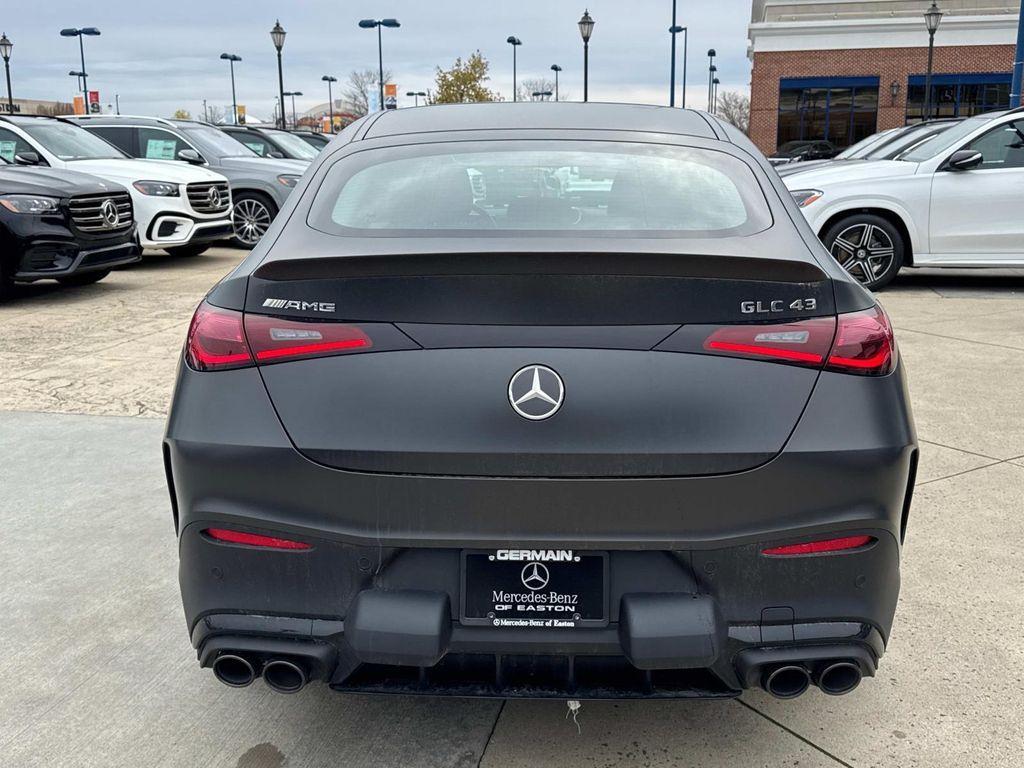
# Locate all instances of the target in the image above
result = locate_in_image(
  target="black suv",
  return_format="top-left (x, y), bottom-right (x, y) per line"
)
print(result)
top-left (0, 156), bottom-right (138, 299)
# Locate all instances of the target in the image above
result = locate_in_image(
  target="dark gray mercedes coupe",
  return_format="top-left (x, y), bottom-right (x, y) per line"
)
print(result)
top-left (164, 103), bottom-right (916, 700)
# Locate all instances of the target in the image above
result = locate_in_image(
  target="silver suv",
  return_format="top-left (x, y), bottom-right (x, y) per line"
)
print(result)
top-left (69, 115), bottom-right (308, 248)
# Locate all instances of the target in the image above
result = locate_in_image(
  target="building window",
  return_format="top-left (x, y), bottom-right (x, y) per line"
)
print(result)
top-left (777, 77), bottom-right (879, 153)
top-left (905, 72), bottom-right (1011, 123)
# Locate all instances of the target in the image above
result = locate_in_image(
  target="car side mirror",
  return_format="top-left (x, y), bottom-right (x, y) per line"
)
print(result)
top-left (177, 148), bottom-right (204, 165)
top-left (268, 150), bottom-right (285, 159)
top-left (946, 149), bottom-right (983, 171)
top-left (14, 151), bottom-right (42, 166)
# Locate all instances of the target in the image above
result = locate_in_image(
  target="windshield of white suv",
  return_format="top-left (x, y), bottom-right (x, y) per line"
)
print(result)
top-left (18, 121), bottom-right (128, 161)
top-left (182, 125), bottom-right (258, 158)
top-left (263, 130), bottom-right (319, 160)
top-left (899, 115), bottom-right (996, 163)
top-left (836, 130), bottom-right (897, 160)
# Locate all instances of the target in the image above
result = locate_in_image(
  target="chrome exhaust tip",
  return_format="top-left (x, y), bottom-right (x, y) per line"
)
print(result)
top-left (212, 654), bottom-right (256, 688)
top-left (815, 661), bottom-right (863, 696)
top-left (263, 659), bottom-right (308, 694)
top-left (762, 664), bottom-right (811, 699)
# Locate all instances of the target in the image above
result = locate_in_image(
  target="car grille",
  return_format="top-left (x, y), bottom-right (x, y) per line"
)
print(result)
top-left (68, 193), bottom-right (133, 233)
top-left (187, 181), bottom-right (231, 214)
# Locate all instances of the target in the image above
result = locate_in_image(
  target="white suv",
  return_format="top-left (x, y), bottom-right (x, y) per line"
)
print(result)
top-left (783, 107), bottom-right (1024, 290)
top-left (0, 116), bottom-right (233, 256)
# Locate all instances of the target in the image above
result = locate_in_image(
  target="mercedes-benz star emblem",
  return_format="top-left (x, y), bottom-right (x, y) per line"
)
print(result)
top-left (207, 186), bottom-right (222, 208)
top-left (508, 365), bottom-right (564, 421)
top-left (521, 562), bottom-right (550, 591)
top-left (100, 199), bottom-right (119, 229)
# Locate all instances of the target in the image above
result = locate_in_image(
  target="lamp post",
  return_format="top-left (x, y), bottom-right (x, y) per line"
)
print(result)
top-left (550, 64), bottom-right (562, 101)
top-left (405, 90), bottom-right (426, 107)
top-left (712, 77), bottom-right (720, 114)
top-left (669, 24), bottom-right (688, 108)
top-left (270, 20), bottom-right (287, 129)
top-left (706, 49), bottom-right (716, 112)
top-left (60, 27), bottom-right (101, 105)
top-left (359, 18), bottom-right (400, 111)
top-left (0, 34), bottom-right (12, 116)
top-left (322, 75), bottom-right (337, 131)
top-left (506, 36), bottom-right (522, 101)
top-left (532, 90), bottom-right (553, 101)
top-left (283, 91), bottom-right (302, 129)
top-left (923, 2), bottom-right (943, 120)
top-left (220, 53), bottom-right (242, 125)
top-left (578, 10), bottom-right (594, 102)
top-left (69, 70), bottom-right (86, 98)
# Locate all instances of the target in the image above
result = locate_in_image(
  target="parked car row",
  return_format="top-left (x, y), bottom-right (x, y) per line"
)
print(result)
top-left (780, 107), bottom-right (1024, 289)
top-left (0, 114), bottom-right (334, 299)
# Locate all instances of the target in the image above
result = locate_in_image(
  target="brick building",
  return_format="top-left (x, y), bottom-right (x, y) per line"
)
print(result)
top-left (747, 0), bottom-right (1019, 154)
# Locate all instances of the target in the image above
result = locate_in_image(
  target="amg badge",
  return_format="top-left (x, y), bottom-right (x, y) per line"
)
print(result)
top-left (262, 298), bottom-right (337, 313)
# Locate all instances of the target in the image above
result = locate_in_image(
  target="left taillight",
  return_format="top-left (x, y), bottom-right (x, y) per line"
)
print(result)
top-left (185, 302), bottom-right (254, 371)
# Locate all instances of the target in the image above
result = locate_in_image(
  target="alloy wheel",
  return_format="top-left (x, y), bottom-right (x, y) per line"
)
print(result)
top-left (233, 199), bottom-right (273, 246)
top-left (829, 223), bottom-right (896, 286)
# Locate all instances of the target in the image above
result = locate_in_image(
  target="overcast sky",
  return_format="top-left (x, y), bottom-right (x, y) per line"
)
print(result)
top-left (5, 1), bottom-right (752, 120)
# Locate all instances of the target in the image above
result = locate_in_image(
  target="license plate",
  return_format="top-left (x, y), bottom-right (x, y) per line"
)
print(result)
top-left (460, 550), bottom-right (608, 629)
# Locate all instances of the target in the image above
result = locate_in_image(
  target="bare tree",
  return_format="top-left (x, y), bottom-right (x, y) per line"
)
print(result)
top-left (204, 105), bottom-right (226, 124)
top-left (517, 77), bottom-right (556, 102)
top-left (716, 91), bottom-right (750, 135)
top-left (344, 68), bottom-right (393, 116)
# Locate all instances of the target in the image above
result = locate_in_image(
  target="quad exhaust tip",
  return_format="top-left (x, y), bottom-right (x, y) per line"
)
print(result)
top-left (263, 659), bottom-right (308, 694)
top-left (762, 664), bottom-right (811, 699)
top-left (815, 661), bottom-right (863, 696)
top-left (212, 654), bottom-right (257, 688)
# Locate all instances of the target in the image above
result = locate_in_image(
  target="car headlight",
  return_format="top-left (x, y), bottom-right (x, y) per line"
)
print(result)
top-left (276, 174), bottom-right (301, 188)
top-left (0, 195), bottom-right (61, 214)
top-left (132, 180), bottom-right (180, 197)
top-left (790, 189), bottom-right (823, 208)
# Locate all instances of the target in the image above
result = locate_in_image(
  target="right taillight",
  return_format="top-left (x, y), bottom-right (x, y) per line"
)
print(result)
top-left (185, 302), bottom-right (254, 371)
top-left (824, 305), bottom-right (896, 376)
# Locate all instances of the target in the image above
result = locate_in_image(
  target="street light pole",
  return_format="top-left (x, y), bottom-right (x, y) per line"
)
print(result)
top-left (669, 1), bottom-right (677, 106)
top-left (669, 25), bottom-right (688, 108)
top-left (0, 34), bottom-right (13, 116)
top-left (284, 91), bottom-right (302, 128)
top-left (60, 28), bottom-right (101, 106)
top-left (923, 2), bottom-right (944, 120)
top-left (578, 10), bottom-right (594, 103)
top-left (550, 64), bottom-right (562, 101)
top-left (359, 19), bottom-right (400, 110)
top-left (322, 75), bottom-right (337, 132)
top-left (532, 91), bottom-right (553, 101)
top-left (220, 53), bottom-right (242, 125)
top-left (405, 90), bottom-right (426, 106)
top-left (712, 77), bottom-right (720, 114)
top-left (707, 49), bottom-right (716, 112)
top-left (506, 37), bottom-right (522, 101)
top-left (270, 20), bottom-right (287, 130)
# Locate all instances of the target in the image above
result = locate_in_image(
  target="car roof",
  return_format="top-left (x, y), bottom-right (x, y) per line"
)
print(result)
top-left (360, 102), bottom-right (721, 140)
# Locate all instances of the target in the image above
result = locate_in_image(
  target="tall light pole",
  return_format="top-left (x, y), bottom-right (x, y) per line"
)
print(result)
top-left (532, 90), bottom-right (553, 101)
top-left (406, 90), bottom-right (426, 106)
top-left (284, 91), bottom-right (302, 128)
top-left (670, 25), bottom-right (688, 108)
top-left (550, 64), bottom-right (562, 101)
top-left (1012, 0), bottom-right (1024, 107)
top-left (579, 10), bottom-right (594, 103)
top-left (506, 36), bottom-right (522, 101)
top-left (220, 53), bottom-right (242, 125)
top-left (0, 34), bottom-right (12, 116)
top-left (359, 18), bottom-right (400, 110)
top-left (322, 75), bottom-right (337, 132)
top-left (923, 2), bottom-right (943, 120)
top-left (69, 70), bottom-right (86, 97)
top-left (707, 49), bottom-right (716, 112)
top-left (60, 27), bottom-right (101, 105)
top-left (712, 77), bottom-right (720, 114)
top-left (270, 20), bottom-right (287, 129)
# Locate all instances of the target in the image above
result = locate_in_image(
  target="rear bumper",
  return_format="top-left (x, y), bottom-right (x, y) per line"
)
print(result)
top-left (165, 359), bottom-right (916, 697)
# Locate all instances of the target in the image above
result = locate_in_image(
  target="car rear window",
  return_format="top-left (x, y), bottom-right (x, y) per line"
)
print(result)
top-left (308, 141), bottom-right (772, 238)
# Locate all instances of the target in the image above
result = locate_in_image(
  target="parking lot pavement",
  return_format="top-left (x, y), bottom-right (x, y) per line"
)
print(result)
top-left (2, 251), bottom-right (1024, 767)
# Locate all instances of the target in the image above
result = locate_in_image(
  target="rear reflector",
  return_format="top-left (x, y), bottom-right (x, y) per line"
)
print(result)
top-left (244, 314), bottom-right (371, 364)
top-left (204, 528), bottom-right (312, 550)
top-left (762, 535), bottom-right (875, 556)
top-left (185, 302), bottom-right (253, 372)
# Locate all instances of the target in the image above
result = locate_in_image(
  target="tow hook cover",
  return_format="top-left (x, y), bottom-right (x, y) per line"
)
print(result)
top-left (346, 589), bottom-right (451, 667)
top-left (619, 593), bottom-right (723, 670)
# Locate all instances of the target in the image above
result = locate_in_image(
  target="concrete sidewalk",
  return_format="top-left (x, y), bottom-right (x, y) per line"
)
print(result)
top-left (1, 251), bottom-right (1023, 766)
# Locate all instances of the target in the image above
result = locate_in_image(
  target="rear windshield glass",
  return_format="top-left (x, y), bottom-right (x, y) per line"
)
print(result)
top-left (308, 141), bottom-right (772, 238)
